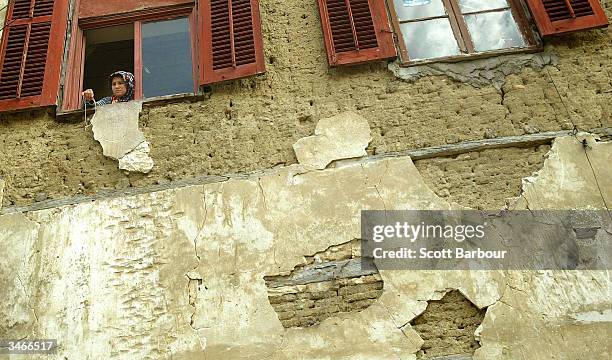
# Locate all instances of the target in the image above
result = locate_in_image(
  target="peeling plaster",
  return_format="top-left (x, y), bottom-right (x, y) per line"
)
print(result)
top-left (0, 132), bottom-right (610, 358)
top-left (118, 141), bottom-right (154, 173)
top-left (293, 112), bottom-right (372, 169)
top-left (90, 101), bottom-right (154, 173)
top-left (570, 309), bottom-right (612, 324)
top-left (510, 133), bottom-right (612, 210)
top-left (389, 50), bottom-right (558, 89)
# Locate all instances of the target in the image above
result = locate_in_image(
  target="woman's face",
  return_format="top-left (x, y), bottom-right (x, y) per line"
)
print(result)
top-left (111, 76), bottom-right (127, 98)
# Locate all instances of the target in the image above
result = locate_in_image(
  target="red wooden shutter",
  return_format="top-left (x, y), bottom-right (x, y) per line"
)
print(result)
top-left (317, 0), bottom-right (396, 66)
top-left (526, 0), bottom-right (609, 36)
top-left (200, 0), bottom-right (265, 85)
top-left (0, 0), bottom-right (69, 111)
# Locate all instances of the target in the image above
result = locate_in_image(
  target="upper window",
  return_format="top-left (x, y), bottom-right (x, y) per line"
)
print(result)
top-left (80, 14), bottom-right (197, 103)
top-left (316, 0), bottom-right (609, 67)
top-left (0, 0), bottom-right (266, 112)
top-left (388, 0), bottom-right (535, 63)
top-left (59, 0), bottom-right (266, 111)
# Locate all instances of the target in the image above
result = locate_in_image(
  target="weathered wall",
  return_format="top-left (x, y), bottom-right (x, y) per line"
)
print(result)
top-left (414, 145), bottom-right (551, 210)
top-left (1, 133), bottom-right (610, 359)
top-left (1, 0), bottom-right (611, 207)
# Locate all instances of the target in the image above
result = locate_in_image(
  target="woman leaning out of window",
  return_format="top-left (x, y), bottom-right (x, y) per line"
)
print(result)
top-left (82, 71), bottom-right (135, 107)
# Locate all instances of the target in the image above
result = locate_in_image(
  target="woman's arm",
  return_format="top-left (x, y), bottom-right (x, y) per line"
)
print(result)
top-left (81, 89), bottom-right (112, 108)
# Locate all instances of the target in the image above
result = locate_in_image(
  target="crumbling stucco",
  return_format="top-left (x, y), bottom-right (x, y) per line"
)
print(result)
top-left (90, 101), bottom-right (154, 173)
top-left (389, 50), bottom-right (557, 90)
top-left (118, 141), bottom-right (154, 173)
top-left (1, 131), bottom-right (610, 359)
top-left (264, 240), bottom-right (383, 328)
top-left (293, 112), bottom-right (371, 169)
top-left (412, 291), bottom-right (486, 359)
top-left (1, 0), bottom-right (611, 206)
top-left (414, 145), bottom-right (551, 209)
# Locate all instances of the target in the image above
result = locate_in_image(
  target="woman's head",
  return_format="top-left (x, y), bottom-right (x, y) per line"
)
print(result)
top-left (111, 76), bottom-right (127, 98)
top-left (109, 71), bottom-right (135, 101)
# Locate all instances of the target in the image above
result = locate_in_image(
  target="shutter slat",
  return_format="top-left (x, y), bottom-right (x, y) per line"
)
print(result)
top-left (0, 0), bottom-right (68, 110)
top-left (11, 0), bottom-right (33, 19)
top-left (201, 0), bottom-right (265, 84)
top-left (317, 0), bottom-right (396, 65)
top-left (20, 22), bottom-right (51, 98)
top-left (526, 0), bottom-right (608, 36)
top-left (34, 0), bottom-right (56, 17)
top-left (0, 25), bottom-right (27, 100)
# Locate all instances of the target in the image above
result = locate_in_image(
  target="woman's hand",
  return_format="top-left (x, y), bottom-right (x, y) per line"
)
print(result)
top-left (82, 89), bottom-right (94, 101)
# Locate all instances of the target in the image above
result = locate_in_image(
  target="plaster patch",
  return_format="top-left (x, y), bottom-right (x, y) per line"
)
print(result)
top-left (571, 309), bottom-right (612, 324)
top-left (90, 101), bottom-right (155, 173)
top-left (389, 51), bottom-right (558, 89)
top-left (293, 112), bottom-right (372, 169)
top-left (118, 141), bottom-right (154, 173)
top-left (510, 134), bottom-right (610, 209)
top-left (1, 135), bottom-right (611, 359)
top-left (91, 101), bottom-right (145, 159)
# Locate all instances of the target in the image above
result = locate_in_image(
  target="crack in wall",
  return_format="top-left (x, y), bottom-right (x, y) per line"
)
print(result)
top-left (389, 51), bottom-right (558, 90)
top-left (583, 148), bottom-right (612, 218)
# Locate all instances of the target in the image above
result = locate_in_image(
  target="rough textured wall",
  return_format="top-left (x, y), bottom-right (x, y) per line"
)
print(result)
top-left (0, 0), bottom-right (611, 207)
top-left (414, 145), bottom-right (551, 209)
top-left (411, 291), bottom-right (486, 359)
top-left (1, 134), bottom-right (610, 359)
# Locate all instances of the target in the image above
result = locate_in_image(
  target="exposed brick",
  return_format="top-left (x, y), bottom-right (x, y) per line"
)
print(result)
top-left (268, 293), bottom-right (297, 304)
top-left (411, 291), bottom-right (486, 360)
top-left (344, 290), bottom-right (384, 303)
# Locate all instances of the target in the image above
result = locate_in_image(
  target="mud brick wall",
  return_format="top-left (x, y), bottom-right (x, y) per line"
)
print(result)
top-left (267, 274), bottom-right (384, 328)
top-left (414, 145), bottom-right (551, 209)
top-left (1, 0), bottom-right (611, 207)
top-left (412, 291), bottom-right (487, 359)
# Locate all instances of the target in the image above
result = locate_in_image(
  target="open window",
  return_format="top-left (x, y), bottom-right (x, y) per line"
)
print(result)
top-left (83, 24), bottom-right (135, 101)
top-left (61, 0), bottom-right (266, 111)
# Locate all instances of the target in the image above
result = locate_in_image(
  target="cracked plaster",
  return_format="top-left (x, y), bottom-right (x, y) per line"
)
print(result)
top-left (118, 141), bottom-right (154, 173)
top-left (0, 132), bottom-right (610, 358)
top-left (389, 50), bottom-right (558, 90)
top-left (90, 101), bottom-right (154, 173)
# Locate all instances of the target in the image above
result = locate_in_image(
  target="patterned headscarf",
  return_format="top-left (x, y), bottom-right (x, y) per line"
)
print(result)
top-left (109, 71), bottom-right (135, 102)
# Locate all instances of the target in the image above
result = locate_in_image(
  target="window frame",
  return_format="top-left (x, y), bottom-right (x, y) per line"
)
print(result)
top-left (387, 0), bottom-right (541, 66)
top-left (62, 1), bottom-right (198, 111)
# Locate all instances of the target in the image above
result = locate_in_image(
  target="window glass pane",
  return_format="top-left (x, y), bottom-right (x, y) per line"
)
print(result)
top-left (142, 18), bottom-right (193, 98)
top-left (400, 18), bottom-right (461, 60)
top-left (393, 0), bottom-right (447, 21)
top-left (464, 10), bottom-right (526, 52)
top-left (458, 0), bottom-right (508, 13)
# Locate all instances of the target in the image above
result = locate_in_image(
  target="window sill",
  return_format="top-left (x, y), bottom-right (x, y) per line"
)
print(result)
top-left (397, 45), bottom-right (543, 67)
top-left (55, 92), bottom-right (210, 123)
